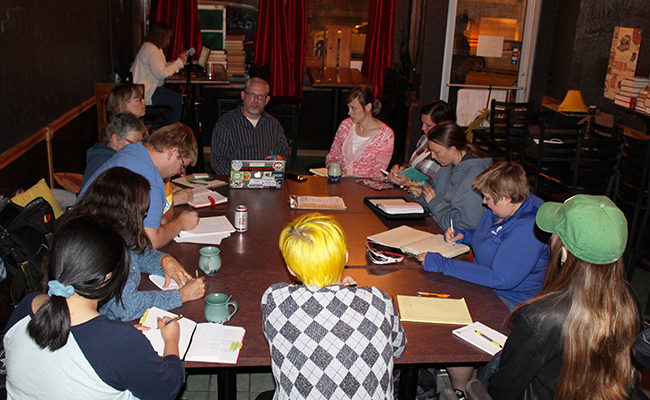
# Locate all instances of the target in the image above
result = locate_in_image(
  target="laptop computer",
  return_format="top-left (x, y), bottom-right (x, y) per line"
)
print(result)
top-left (229, 160), bottom-right (286, 189)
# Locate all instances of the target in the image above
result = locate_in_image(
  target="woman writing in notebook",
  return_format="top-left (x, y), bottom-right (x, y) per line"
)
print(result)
top-left (417, 162), bottom-right (548, 398)
top-left (69, 167), bottom-right (205, 321)
top-left (388, 100), bottom-right (456, 187)
top-left (3, 216), bottom-right (185, 399)
top-left (486, 195), bottom-right (641, 399)
top-left (325, 86), bottom-right (394, 178)
top-left (410, 121), bottom-right (492, 231)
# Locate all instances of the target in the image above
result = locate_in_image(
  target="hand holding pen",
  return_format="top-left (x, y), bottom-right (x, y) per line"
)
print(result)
top-left (444, 226), bottom-right (464, 245)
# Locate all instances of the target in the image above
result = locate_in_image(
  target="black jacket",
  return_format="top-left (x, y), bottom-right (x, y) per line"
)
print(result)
top-left (488, 297), bottom-right (568, 400)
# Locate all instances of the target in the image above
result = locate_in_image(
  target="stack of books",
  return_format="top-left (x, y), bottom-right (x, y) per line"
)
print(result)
top-left (225, 34), bottom-right (246, 77)
top-left (207, 49), bottom-right (227, 71)
top-left (636, 85), bottom-right (650, 115)
top-left (614, 76), bottom-right (650, 109)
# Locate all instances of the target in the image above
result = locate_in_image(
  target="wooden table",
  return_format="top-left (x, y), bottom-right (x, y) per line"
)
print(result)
top-left (155, 177), bottom-right (510, 399)
top-left (165, 64), bottom-right (231, 171)
top-left (307, 67), bottom-right (370, 138)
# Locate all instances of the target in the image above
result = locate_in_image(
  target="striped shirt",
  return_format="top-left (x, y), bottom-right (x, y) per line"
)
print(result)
top-left (210, 105), bottom-right (289, 175)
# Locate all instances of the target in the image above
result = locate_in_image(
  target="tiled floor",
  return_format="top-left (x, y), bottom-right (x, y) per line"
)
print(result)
top-left (180, 372), bottom-right (275, 400)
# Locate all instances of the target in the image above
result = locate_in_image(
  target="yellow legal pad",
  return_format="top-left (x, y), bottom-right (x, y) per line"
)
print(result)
top-left (396, 295), bottom-right (473, 325)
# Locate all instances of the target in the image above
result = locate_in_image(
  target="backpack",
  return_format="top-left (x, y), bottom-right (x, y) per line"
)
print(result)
top-left (0, 196), bottom-right (55, 306)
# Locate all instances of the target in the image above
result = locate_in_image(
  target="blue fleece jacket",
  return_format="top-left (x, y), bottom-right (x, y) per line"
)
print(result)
top-left (81, 143), bottom-right (116, 189)
top-left (100, 247), bottom-right (182, 321)
top-left (423, 194), bottom-right (548, 305)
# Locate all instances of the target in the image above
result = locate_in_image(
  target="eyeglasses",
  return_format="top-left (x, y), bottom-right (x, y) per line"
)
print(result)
top-left (124, 138), bottom-right (136, 144)
top-left (128, 96), bottom-right (145, 103)
top-left (177, 152), bottom-right (187, 173)
top-left (244, 92), bottom-right (268, 101)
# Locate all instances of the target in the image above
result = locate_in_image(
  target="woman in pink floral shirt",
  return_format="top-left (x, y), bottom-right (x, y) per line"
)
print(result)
top-left (325, 86), bottom-right (394, 178)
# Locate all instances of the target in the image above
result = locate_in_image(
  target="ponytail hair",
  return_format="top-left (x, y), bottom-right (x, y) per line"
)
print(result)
top-left (427, 121), bottom-right (484, 157)
top-left (345, 86), bottom-right (382, 115)
top-left (27, 216), bottom-right (130, 351)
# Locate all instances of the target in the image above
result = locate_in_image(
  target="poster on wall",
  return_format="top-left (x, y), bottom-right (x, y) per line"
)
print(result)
top-left (604, 26), bottom-right (642, 99)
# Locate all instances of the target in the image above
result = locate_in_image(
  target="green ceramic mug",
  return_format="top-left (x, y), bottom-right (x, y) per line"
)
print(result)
top-left (204, 293), bottom-right (238, 324)
top-left (199, 246), bottom-right (221, 275)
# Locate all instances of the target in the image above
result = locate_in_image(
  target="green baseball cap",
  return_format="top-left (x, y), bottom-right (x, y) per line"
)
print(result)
top-left (535, 195), bottom-right (627, 264)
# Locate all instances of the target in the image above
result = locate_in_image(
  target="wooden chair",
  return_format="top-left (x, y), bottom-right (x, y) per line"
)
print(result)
top-left (475, 100), bottom-right (533, 160)
top-left (521, 122), bottom-right (580, 197)
top-left (94, 82), bottom-right (116, 141)
top-left (324, 25), bottom-right (352, 68)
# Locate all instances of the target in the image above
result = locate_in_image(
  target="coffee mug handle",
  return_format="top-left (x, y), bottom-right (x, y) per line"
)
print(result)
top-left (227, 301), bottom-right (238, 321)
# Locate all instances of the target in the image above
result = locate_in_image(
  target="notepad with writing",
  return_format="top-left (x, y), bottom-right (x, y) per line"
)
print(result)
top-left (367, 225), bottom-right (469, 258)
top-left (173, 174), bottom-right (227, 189)
top-left (289, 195), bottom-right (347, 210)
top-left (452, 321), bottom-right (507, 356)
top-left (397, 295), bottom-right (473, 325)
top-left (140, 307), bottom-right (245, 364)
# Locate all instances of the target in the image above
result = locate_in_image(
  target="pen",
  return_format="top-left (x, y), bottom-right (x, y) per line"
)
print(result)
top-left (163, 314), bottom-right (183, 327)
top-left (195, 270), bottom-right (199, 278)
top-left (449, 212), bottom-right (455, 245)
top-left (474, 330), bottom-right (502, 348)
top-left (417, 291), bottom-right (451, 298)
top-left (409, 184), bottom-right (424, 188)
top-left (380, 169), bottom-right (389, 176)
top-left (187, 179), bottom-right (209, 185)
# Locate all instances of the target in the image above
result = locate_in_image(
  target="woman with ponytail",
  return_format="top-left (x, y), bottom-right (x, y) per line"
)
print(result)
top-left (3, 216), bottom-right (184, 400)
top-left (487, 195), bottom-right (641, 399)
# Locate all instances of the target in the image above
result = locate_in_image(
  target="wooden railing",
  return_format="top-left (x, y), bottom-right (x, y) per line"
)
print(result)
top-left (0, 96), bottom-right (96, 187)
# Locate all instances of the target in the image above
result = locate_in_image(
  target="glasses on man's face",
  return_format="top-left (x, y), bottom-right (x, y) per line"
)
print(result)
top-left (177, 152), bottom-right (187, 174)
top-left (245, 92), bottom-right (268, 101)
top-left (128, 96), bottom-right (145, 103)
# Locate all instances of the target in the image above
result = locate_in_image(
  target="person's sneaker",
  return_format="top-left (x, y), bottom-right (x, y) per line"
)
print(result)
top-left (454, 389), bottom-right (467, 400)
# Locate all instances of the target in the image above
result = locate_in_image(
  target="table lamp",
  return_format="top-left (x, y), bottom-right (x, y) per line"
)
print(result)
top-left (557, 89), bottom-right (589, 113)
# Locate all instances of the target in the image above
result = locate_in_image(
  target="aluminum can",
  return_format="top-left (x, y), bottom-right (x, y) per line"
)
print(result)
top-left (234, 205), bottom-right (248, 232)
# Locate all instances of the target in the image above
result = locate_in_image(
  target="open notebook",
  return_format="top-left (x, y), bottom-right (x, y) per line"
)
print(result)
top-left (140, 307), bottom-right (245, 364)
top-left (367, 225), bottom-right (469, 258)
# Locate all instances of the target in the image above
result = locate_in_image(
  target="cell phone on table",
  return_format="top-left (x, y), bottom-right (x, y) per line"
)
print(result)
top-left (286, 173), bottom-right (307, 182)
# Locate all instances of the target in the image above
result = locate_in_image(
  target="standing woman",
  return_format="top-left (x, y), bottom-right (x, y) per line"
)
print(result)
top-left (411, 121), bottom-right (492, 231)
top-left (3, 216), bottom-right (184, 399)
top-left (488, 195), bottom-right (640, 399)
top-left (131, 21), bottom-right (187, 123)
top-left (389, 100), bottom-right (456, 186)
top-left (325, 86), bottom-right (394, 178)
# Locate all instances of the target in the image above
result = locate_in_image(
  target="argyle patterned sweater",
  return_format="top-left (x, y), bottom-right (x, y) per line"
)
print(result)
top-left (261, 283), bottom-right (407, 399)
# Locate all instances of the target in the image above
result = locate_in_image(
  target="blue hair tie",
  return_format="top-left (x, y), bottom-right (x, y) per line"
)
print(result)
top-left (48, 280), bottom-right (75, 298)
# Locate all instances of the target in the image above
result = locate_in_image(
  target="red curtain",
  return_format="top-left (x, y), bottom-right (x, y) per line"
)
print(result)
top-left (150, 0), bottom-right (202, 61)
top-left (362, 0), bottom-right (395, 98)
top-left (254, 0), bottom-right (307, 98)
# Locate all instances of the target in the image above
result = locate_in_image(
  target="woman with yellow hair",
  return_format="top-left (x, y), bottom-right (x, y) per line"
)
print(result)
top-left (260, 213), bottom-right (406, 399)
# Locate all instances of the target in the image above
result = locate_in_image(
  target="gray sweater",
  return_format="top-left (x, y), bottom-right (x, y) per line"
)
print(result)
top-left (415, 156), bottom-right (492, 231)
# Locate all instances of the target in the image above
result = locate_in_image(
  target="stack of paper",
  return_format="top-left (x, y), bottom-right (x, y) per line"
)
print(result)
top-left (188, 187), bottom-right (227, 208)
top-left (140, 307), bottom-right (246, 364)
top-left (175, 215), bottom-right (236, 245)
top-left (369, 198), bottom-right (424, 215)
top-left (397, 295), bottom-right (473, 325)
top-left (289, 195), bottom-right (347, 210)
top-left (367, 225), bottom-right (470, 258)
top-left (452, 321), bottom-right (507, 356)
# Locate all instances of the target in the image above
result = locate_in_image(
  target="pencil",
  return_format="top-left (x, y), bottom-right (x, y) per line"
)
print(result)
top-left (162, 314), bottom-right (183, 327)
top-left (417, 291), bottom-right (450, 298)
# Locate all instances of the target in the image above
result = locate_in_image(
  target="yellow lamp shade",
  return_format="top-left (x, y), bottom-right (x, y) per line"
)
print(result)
top-left (557, 90), bottom-right (589, 113)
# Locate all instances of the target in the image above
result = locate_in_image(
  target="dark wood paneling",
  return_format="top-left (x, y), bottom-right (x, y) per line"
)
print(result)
top-left (0, 0), bottom-right (119, 154)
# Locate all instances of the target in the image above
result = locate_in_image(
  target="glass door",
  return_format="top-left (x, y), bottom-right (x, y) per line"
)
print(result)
top-left (440, 0), bottom-right (542, 124)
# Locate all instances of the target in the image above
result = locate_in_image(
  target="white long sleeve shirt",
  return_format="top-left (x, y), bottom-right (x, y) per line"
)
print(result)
top-left (131, 42), bottom-right (184, 104)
